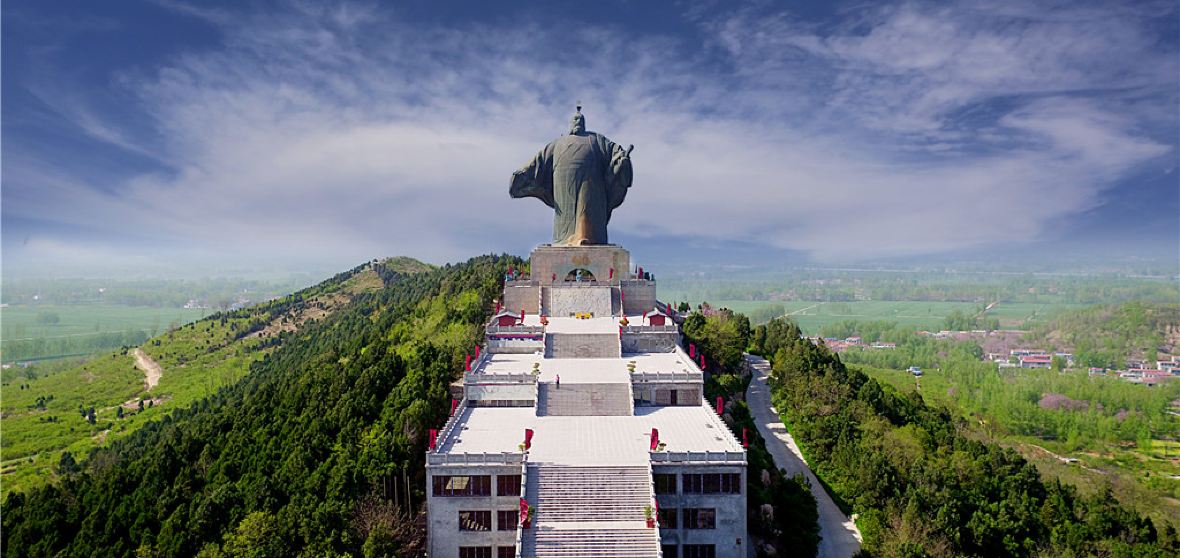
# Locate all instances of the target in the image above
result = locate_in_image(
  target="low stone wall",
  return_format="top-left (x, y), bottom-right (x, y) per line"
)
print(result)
top-left (502, 283), bottom-right (540, 314)
top-left (621, 330), bottom-right (679, 353)
top-left (543, 285), bottom-right (612, 317)
top-left (621, 280), bottom-right (657, 314)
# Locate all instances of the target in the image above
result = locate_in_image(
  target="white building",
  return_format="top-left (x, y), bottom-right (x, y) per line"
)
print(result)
top-left (426, 245), bottom-right (747, 558)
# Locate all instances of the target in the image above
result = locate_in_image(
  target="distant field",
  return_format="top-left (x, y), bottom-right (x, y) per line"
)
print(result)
top-left (682, 299), bottom-right (1084, 333)
top-left (1, 304), bottom-right (212, 362)
top-left (981, 301), bottom-right (1088, 329)
top-left (700, 300), bottom-right (978, 333)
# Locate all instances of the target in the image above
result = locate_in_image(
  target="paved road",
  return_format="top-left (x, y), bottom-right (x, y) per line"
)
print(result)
top-left (745, 354), bottom-right (862, 558)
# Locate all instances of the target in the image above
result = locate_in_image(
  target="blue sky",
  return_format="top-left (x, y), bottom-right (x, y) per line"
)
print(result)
top-left (3, 0), bottom-right (1177, 276)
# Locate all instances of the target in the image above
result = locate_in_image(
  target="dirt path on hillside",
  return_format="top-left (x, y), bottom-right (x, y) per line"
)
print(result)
top-left (746, 354), bottom-right (863, 558)
top-left (132, 348), bottom-right (163, 390)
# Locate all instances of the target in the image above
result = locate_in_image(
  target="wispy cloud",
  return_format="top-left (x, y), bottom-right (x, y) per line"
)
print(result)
top-left (3, 0), bottom-right (1176, 273)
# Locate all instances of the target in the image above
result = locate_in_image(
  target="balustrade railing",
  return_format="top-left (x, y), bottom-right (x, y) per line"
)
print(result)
top-left (486, 324), bottom-right (545, 335)
top-left (621, 324), bottom-right (679, 334)
top-left (464, 372), bottom-right (538, 384)
top-left (630, 371), bottom-right (703, 383)
top-left (649, 451), bottom-right (747, 464)
top-left (426, 452), bottom-right (526, 465)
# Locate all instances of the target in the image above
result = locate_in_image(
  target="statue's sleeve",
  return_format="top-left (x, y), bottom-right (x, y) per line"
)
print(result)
top-left (509, 142), bottom-right (555, 208)
top-left (604, 138), bottom-right (632, 210)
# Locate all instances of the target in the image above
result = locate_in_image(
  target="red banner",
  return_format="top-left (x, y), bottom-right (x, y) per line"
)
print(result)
top-left (450, 398), bottom-right (458, 416)
top-left (742, 427), bottom-right (749, 448)
top-left (689, 343), bottom-right (696, 358)
top-left (464, 354), bottom-right (472, 371)
top-left (700, 354), bottom-right (707, 370)
top-left (524, 428), bottom-right (534, 450)
top-left (650, 428), bottom-right (659, 451)
top-left (716, 396), bottom-right (724, 415)
top-left (520, 498), bottom-right (530, 528)
top-left (474, 345), bottom-right (480, 359)
top-left (428, 428), bottom-right (438, 451)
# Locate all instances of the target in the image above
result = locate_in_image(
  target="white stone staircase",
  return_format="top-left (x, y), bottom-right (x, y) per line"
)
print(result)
top-left (544, 333), bottom-right (622, 358)
top-left (537, 382), bottom-right (633, 416)
top-left (522, 465), bottom-right (660, 557)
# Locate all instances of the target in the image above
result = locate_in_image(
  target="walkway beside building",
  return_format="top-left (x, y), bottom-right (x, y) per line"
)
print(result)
top-left (745, 354), bottom-right (862, 558)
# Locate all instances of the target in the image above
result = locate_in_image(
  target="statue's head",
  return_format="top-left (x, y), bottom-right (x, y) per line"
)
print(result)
top-left (569, 110), bottom-right (585, 135)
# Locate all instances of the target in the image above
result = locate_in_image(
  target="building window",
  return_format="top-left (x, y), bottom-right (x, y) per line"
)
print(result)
top-left (682, 473), bottom-right (741, 494)
top-left (497, 510), bottom-right (520, 530)
top-left (661, 544), bottom-right (678, 557)
top-left (433, 475), bottom-right (491, 497)
top-left (658, 507), bottom-right (678, 529)
top-left (497, 547), bottom-right (515, 558)
top-left (459, 547), bottom-right (492, 558)
top-left (497, 474), bottom-right (522, 496)
top-left (682, 544), bottom-right (716, 558)
top-left (458, 510), bottom-right (492, 531)
top-left (653, 473), bottom-right (677, 494)
top-left (683, 508), bottom-right (716, 529)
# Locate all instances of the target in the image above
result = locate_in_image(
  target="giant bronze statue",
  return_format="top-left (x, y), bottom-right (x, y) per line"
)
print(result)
top-left (510, 106), bottom-right (633, 246)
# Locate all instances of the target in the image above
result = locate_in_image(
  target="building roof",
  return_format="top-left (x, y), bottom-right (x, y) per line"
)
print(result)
top-left (437, 404), bottom-right (743, 466)
top-left (472, 351), bottom-right (699, 383)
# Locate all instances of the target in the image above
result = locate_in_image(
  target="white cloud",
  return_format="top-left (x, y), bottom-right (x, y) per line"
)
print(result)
top-left (4, 0), bottom-right (1176, 271)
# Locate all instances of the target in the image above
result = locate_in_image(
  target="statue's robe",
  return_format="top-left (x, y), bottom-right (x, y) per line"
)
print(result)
top-left (510, 130), bottom-right (632, 245)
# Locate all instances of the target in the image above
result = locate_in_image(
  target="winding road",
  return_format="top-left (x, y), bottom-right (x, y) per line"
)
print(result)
top-left (745, 354), bottom-right (862, 558)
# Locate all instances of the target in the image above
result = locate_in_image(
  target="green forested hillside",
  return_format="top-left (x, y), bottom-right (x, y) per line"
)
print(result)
top-left (1, 259), bottom-right (433, 496)
top-left (2, 255), bottom-right (515, 557)
top-left (1027, 302), bottom-right (1180, 367)
top-left (753, 317), bottom-right (1179, 557)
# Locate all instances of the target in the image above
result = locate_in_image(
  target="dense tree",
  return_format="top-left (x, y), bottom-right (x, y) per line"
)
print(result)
top-left (2, 255), bottom-right (519, 557)
top-left (684, 313), bottom-right (820, 557)
top-left (751, 316), bottom-right (1176, 557)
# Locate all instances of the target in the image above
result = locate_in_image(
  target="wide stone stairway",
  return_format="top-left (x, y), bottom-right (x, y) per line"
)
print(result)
top-left (522, 465), bottom-right (660, 558)
top-left (537, 382), bottom-right (633, 416)
top-left (544, 332), bottom-right (622, 358)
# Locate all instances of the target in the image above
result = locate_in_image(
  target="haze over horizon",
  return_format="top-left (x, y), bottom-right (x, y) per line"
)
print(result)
top-left (4, 0), bottom-right (1178, 278)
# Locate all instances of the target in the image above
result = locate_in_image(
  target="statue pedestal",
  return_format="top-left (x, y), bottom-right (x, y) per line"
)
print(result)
top-left (530, 245), bottom-right (630, 285)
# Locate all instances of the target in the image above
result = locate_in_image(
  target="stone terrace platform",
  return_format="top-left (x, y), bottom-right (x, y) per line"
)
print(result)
top-left (437, 405), bottom-right (743, 466)
top-left (471, 351), bottom-right (699, 383)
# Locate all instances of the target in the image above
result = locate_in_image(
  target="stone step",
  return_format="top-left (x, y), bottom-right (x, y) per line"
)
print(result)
top-left (523, 464), bottom-right (659, 557)
top-left (537, 382), bottom-right (633, 416)
top-left (544, 332), bottom-right (621, 359)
